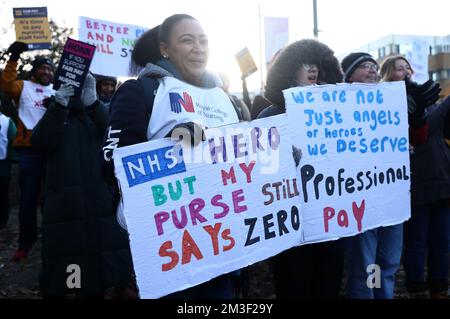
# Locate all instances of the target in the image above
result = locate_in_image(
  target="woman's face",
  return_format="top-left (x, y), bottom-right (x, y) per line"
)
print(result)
top-left (392, 59), bottom-right (413, 81)
top-left (160, 19), bottom-right (209, 86)
top-left (295, 64), bottom-right (319, 86)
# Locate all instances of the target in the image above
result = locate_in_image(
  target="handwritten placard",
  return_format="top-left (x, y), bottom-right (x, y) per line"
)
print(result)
top-left (78, 16), bottom-right (148, 77)
top-left (114, 115), bottom-right (302, 298)
top-left (285, 82), bottom-right (411, 243)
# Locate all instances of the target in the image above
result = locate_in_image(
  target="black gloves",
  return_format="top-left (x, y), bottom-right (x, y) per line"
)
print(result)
top-left (406, 78), bottom-right (441, 108)
top-left (166, 122), bottom-right (205, 146)
top-left (405, 77), bottom-right (441, 127)
top-left (7, 41), bottom-right (28, 61)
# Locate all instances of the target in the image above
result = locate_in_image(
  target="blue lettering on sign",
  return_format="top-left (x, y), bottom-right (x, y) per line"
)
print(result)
top-left (122, 146), bottom-right (186, 187)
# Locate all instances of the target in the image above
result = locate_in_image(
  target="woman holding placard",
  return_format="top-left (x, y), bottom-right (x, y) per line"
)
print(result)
top-left (257, 39), bottom-right (345, 299)
top-left (101, 14), bottom-right (243, 299)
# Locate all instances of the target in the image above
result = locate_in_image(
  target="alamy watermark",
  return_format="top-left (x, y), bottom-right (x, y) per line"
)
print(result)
top-left (366, 264), bottom-right (381, 289)
top-left (66, 264), bottom-right (81, 289)
top-left (170, 125), bottom-right (283, 174)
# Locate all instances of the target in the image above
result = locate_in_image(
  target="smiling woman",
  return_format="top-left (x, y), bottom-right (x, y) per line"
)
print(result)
top-left (159, 18), bottom-right (209, 87)
top-left (101, 13), bottom-right (244, 299)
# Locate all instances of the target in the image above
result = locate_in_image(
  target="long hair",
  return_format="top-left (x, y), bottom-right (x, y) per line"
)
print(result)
top-left (264, 39), bottom-right (343, 109)
top-left (380, 55), bottom-right (414, 82)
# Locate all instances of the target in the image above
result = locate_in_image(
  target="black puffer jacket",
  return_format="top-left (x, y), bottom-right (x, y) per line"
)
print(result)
top-left (410, 96), bottom-right (450, 206)
top-left (31, 100), bottom-right (133, 295)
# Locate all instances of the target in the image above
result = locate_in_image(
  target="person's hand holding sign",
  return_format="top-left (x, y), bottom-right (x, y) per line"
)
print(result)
top-left (80, 73), bottom-right (98, 107)
top-left (54, 84), bottom-right (75, 107)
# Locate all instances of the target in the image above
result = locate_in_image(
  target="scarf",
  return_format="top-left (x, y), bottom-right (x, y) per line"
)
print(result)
top-left (155, 59), bottom-right (219, 88)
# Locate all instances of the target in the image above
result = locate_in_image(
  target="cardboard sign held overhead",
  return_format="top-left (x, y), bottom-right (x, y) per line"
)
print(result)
top-left (54, 38), bottom-right (96, 96)
top-left (235, 47), bottom-right (258, 79)
top-left (78, 16), bottom-right (148, 77)
top-left (13, 7), bottom-right (51, 50)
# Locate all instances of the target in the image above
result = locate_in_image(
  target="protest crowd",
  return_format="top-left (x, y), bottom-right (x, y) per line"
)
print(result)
top-left (0, 11), bottom-right (449, 300)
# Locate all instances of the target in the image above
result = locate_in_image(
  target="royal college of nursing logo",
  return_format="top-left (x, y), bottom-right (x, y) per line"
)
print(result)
top-left (169, 92), bottom-right (195, 114)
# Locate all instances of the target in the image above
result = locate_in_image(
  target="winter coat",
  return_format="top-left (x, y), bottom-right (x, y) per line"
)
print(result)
top-left (31, 100), bottom-right (133, 295)
top-left (410, 96), bottom-right (450, 207)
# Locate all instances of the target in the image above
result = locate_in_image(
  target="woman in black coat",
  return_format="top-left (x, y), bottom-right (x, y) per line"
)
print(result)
top-left (31, 76), bottom-right (133, 298)
top-left (257, 39), bottom-right (345, 299)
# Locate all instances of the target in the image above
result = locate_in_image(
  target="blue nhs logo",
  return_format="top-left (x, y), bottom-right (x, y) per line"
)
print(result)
top-left (122, 146), bottom-right (186, 187)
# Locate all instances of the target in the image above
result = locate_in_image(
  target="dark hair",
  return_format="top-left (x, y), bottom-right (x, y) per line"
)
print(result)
top-left (159, 14), bottom-right (196, 43)
top-left (130, 25), bottom-right (161, 75)
top-left (130, 14), bottom-right (197, 75)
top-left (265, 39), bottom-right (343, 109)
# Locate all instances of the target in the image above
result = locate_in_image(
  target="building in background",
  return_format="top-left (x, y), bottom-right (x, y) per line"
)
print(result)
top-left (344, 34), bottom-right (450, 98)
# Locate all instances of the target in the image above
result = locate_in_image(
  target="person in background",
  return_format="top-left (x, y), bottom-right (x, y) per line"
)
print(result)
top-left (218, 72), bottom-right (251, 121)
top-left (0, 98), bottom-right (17, 229)
top-left (258, 39), bottom-right (345, 298)
top-left (94, 74), bottom-right (117, 105)
top-left (31, 74), bottom-right (133, 299)
top-left (341, 52), bottom-right (403, 299)
top-left (250, 48), bottom-right (285, 120)
top-left (101, 14), bottom-right (243, 299)
top-left (0, 41), bottom-right (54, 261)
top-left (341, 52), bottom-right (441, 299)
top-left (381, 55), bottom-right (449, 299)
top-left (250, 94), bottom-right (271, 120)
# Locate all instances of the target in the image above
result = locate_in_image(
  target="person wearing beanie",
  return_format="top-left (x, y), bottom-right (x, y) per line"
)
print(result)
top-left (94, 74), bottom-right (117, 104)
top-left (31, 57), bottom-right (55, 79)
top-left (341, 52), bottom-right (378, 83)
top-left (341, 52), bottom-right (436, 299)
top-left (0, 41), bottom-right (55, 261)
top-left (341, 52), bottom-right (403, 299)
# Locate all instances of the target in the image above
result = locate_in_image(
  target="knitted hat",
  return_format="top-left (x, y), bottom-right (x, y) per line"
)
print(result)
top-left (341, 52), bottom-right (377, 82)
top-left (31, 56), bottom-right (55, 75)
top-left (94, 74), bottom-right (117, 86)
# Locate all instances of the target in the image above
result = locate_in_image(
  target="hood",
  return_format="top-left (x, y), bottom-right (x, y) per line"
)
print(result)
top-left (138, 62), bottom-right (173, 79)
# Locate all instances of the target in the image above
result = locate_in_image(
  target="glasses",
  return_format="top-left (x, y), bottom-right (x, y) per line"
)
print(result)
top-left (303, 64), bottom-right (318, 72)
top-left (359, 63), bottom-right (379, 72)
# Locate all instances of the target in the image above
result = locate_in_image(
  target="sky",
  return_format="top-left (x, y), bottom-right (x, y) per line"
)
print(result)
top-left (1, 0), bottom-right (450, 92)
